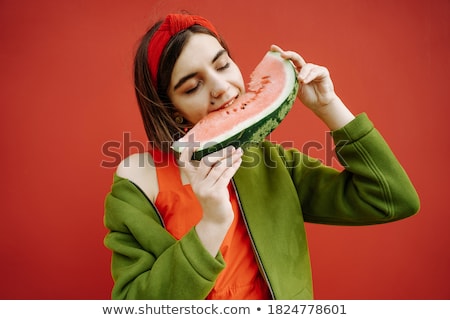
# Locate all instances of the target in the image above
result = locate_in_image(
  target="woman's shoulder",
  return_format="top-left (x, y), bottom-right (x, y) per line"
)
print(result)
top-left (116, 152), bottom-right (158, 202)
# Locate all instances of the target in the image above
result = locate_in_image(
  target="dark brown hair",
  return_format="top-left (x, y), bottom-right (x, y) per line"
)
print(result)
top-left (133, 18), bottom-right (230, 152)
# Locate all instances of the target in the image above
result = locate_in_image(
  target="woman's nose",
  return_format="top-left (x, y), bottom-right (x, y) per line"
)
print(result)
top-left (211, 88), bottom-right (223, 98)
top-left (210, 74), bottom-right (229, 98)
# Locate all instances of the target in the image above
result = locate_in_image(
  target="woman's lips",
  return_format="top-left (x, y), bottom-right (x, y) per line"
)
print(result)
top-left (218, 94), bottom-right (239, 110)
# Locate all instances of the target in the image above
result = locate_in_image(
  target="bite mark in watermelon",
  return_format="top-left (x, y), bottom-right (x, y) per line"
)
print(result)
top-left (172, 51), bottom-right (299, 160)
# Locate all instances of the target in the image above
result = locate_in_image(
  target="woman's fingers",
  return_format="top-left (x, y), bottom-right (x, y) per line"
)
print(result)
top-left (202, 147), bottom-right (243, 187)
top-left (271, 44), bottom-right (307, 69)
top-left (178, 142), bottom-right (195, 167)
top-left (179, 145), bottom-right (243, 187)
top-left (297, 63), bottom-right (330, 84)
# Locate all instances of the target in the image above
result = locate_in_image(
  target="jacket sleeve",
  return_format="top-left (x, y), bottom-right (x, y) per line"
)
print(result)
top-left (283, 113), bottom-right (420, 225)
top-left (103, 174), bottom-right (225, 299)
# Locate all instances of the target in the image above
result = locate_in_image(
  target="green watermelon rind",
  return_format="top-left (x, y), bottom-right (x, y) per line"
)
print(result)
top-left (190, 78), bottom-right (299, 160)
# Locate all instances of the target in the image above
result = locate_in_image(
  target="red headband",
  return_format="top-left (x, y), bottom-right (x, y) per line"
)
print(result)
top-left (147, 14), bottom-right (219, 86)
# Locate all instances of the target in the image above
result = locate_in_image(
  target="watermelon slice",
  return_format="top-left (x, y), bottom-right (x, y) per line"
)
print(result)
top-left (172, 51), bottom-right (299, 160)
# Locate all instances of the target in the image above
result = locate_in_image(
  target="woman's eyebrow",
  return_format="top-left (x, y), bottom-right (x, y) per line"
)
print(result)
top-left (173, 72), bottom-right (197, 91)
top-left (212, 49), bottom-right (227, 63)
top-left (173, 49), bottom-right (228, 91)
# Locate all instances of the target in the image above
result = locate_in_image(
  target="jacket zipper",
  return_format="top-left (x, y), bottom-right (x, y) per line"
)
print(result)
top-left (231, 179), bottom-right (275, 299)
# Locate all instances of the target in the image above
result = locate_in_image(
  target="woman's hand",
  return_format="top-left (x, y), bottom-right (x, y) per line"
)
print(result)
top-left (178, 145), bottom-right (243, 256)
top-left (271, 44), bottom-right (337, 111)
top-left (271, 44), bottom-right (355, 130)
top-left (178, 145), bottom-right (243, 217)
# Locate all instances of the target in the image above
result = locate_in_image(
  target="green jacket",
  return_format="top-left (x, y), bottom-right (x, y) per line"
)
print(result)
top-left (104, 113), bottom-right (420, 299)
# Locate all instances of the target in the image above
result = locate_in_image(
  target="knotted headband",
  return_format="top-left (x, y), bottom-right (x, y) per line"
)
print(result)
top-left (147, 13), bottom-right (219, 86)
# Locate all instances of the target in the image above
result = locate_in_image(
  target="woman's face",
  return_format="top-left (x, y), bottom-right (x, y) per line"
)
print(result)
top-left (167, 33), bottom-right (245, 125)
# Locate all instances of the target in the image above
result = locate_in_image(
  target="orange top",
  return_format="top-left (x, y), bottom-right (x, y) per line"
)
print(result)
top-left (151, 149), bottom-right (271, 300)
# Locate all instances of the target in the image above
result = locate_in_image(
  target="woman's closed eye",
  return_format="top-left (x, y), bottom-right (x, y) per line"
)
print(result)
top-left (182, 60), bottom-right (230, 95)
top-left (185, 81), bottom-right (203, 94)
top-left (217, 62), bottom-right (230, 71)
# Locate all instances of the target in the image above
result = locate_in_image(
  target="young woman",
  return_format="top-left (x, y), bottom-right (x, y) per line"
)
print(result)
top-left (104, 13), bottom-right (420, 300)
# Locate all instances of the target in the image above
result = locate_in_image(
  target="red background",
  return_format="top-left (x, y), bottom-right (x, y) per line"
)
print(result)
top-left (1, 0), bottom-right (449, 299)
